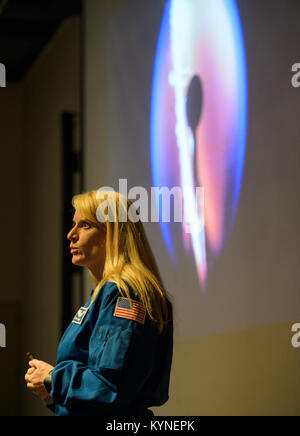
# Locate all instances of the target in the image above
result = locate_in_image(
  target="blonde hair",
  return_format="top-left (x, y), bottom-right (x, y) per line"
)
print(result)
top-left (72, 190), bottom-right (172, 333)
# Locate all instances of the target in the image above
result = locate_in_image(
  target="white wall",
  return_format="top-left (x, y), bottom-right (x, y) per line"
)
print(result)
top-left (84, 0), bottom-right (300, 415)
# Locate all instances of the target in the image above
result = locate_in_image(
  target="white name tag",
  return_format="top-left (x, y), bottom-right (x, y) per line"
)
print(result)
top-left (72, 307), bottom-right (89, 325)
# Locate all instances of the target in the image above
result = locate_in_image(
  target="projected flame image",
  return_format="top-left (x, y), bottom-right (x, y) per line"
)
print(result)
top-left (150, 0), bottom-right (248, 289)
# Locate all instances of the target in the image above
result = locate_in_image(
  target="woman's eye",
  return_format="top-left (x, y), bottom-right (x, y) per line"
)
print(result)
top-left (82, 221), bottom-right (90, 228)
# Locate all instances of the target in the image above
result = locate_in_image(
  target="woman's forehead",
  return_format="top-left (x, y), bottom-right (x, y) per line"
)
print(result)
top-left (73, 210), bottom-right (84, 220)
top-left (72, 210), bottom-right (91, 224)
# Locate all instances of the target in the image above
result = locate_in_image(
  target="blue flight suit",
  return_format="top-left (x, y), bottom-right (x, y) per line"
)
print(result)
top-left (47, 281), bottom-right (173, 416)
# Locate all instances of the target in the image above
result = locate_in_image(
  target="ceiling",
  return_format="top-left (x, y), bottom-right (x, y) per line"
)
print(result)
top-left (0, 0), bottom-right (82, 82)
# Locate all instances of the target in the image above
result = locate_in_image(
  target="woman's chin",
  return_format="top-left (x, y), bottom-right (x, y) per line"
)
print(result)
top-left (71, 255), bottom-right (85, 266)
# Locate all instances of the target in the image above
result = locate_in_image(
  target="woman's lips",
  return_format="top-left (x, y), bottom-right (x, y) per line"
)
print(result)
top-left (70, 248), bottom-right (79, 254)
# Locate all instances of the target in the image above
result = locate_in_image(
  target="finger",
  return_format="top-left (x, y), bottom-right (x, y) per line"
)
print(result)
top-left (25, 372), bottom-right (31, 381)
top-left (24, 369), bottom-right (34, 381)
top-left (29, 359), bottom-right (39, 368)
top-left (27, 382), bottom-right (34, 390)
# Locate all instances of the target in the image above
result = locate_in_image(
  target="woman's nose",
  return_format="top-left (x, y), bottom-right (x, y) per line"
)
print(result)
top-left (67, 227), bottom-right (78, 241)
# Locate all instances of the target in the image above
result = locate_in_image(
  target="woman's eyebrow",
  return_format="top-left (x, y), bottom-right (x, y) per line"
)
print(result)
top-left (72, 219), bottom-right (83, 225)
top-left (72, 219), bottom-right (91, 225)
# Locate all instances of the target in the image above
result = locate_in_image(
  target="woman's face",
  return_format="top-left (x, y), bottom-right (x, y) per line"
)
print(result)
top-left (67, 210), bottom-right (106, 279)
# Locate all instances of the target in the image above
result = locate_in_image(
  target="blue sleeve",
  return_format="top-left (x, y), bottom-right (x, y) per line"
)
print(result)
top-left (50, 284), bottom-right (158, 413)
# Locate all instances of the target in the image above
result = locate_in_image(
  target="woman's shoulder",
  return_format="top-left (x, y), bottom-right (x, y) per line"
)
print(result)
top-left (101, 280), bottom-right (139, 298)
top-left (92, 280), bottom-right (138, 306)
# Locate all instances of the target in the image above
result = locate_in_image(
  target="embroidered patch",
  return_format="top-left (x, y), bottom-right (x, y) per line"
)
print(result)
top-left (114, 297), bottom-right (146, 325)
top-left (72, 307), bottom-right (89, 325)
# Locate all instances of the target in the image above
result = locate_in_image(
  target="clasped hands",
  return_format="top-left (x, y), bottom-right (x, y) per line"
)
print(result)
top-left (25, 360), bottom-right (54, 399)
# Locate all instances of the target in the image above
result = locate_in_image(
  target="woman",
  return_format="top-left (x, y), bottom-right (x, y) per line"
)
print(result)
top-left (25, 190), bottom-right (173, 416)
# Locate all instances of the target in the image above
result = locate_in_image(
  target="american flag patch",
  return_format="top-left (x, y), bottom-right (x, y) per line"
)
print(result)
top-left (114, 297), bottom-right (146, 325)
